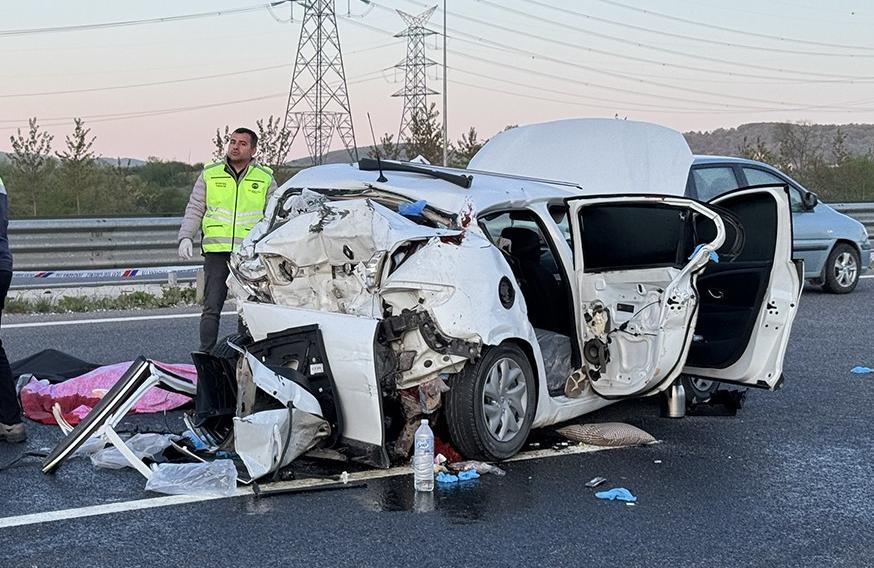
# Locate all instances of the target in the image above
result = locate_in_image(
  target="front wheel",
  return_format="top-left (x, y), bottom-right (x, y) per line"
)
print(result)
top-left (445, 344), bottom-right (536, 461)
top-left (823, 243), bottom-right (860, 294)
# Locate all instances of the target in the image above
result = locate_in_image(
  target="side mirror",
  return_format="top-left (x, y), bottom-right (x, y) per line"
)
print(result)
top-left (802, 191), bottom-right (818, 210)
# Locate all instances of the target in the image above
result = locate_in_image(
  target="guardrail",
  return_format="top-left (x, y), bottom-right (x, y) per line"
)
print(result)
top-left (7, 202), bottom-right (874, 272)
top-left (8, 217), bottom-right (199, 271)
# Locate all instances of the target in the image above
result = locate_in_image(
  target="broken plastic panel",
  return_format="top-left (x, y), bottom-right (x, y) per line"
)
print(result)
top-left (41, 357), bottom-right (197, 478)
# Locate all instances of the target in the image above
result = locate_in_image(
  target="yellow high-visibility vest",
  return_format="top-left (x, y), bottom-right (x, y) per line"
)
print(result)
top-left (201, 161), bottom-right (272, 253)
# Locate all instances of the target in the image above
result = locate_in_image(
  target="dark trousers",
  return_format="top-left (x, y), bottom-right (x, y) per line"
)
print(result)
top-left (0, 270), bottom-right (19, 425)
top-left (200, 252), bottom-right (231, 353)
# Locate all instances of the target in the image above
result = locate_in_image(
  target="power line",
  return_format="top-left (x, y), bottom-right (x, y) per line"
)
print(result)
top-left (0, 40), bottom-right (396, 98)
top-left (450, 0), bottom-right (874, 81)
top-left (0, 1), bottom-right (293, 37)
top-left (525, 0), bottom-right (874, 57)
top-left (468, 0), bottom-right (874, 83)
top-left (340, 6), bottom-right (874, 113)
top-left (449, 66), bottom-right (874, 116)
top-left (392, 0), bottom-right (874, 109)
top-left (592, 0), bottom-right (874, 52)
top-left (0, 64), bottom-right (290, 99)
top-left (0, 71), bottom-right (386, 129)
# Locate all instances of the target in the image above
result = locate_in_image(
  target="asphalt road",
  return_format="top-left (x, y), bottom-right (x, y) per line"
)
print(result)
top-left (1, 282), bottom-right (873, 567)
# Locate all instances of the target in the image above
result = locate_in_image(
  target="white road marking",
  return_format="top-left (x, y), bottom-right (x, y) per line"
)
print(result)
top-left (860, 274), bottom-right (874, 279)
top-left (0, 444), bottom-right (612, 529)
top-left (4, 311), bottom-right (236, 330)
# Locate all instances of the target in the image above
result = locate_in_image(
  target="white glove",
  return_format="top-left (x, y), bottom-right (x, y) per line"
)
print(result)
top-left (178, 238), bottom-right (193, 260)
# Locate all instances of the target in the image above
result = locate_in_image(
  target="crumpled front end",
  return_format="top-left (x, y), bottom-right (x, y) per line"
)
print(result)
top-left (228, 188), bottom-right (532, 464)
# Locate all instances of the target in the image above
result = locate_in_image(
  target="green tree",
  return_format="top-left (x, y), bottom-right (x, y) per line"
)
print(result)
top-left (56, 118), bottom-right (97, 215)
top-left (255, 115), bottom-right (289, 168)
top-left (212, 126), bottom-right (230, 162)
top-left (368, 132), bottom-right (402, 160)
top-left (830, 128), bottom-right (849, 166)
top-left (406, 103), bottom-right (444, 164)
top-left (450, 126), bottom-right (483, 168)
top-left (9, 117), bottom-right (54, 216)
top-left (736, 135), bottom-right (775, 164)
top-left (775, 122), bottom-right (822, 175)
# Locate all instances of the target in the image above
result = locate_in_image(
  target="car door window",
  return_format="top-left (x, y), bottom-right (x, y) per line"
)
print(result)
top-left (691, 167), bottom-right (741, 201)
top-left (786, 187), bottom-right (804, 212)
top-left (742, 167), bottom-right (804, 212)
top-left (479, 210), bottom-right (573, 336)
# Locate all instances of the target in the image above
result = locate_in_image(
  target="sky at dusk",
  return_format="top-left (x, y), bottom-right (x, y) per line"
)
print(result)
top-left (1, 0), bottom-right (873, 163)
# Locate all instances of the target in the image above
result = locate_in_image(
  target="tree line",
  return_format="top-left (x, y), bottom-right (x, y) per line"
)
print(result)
top-left (736, 122), bottom-right (874, 202)
top-left (4, 114), bottom-right (873, 219)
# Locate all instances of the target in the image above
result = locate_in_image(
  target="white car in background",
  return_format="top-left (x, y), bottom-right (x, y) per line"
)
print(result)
top-left (223, 119), bottom-right (801, 466)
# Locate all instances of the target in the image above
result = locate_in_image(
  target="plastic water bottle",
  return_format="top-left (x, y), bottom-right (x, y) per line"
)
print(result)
top-left (413, 419), bottom-right (434, 492)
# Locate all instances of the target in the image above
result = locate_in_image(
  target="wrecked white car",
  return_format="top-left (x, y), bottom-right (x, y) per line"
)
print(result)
top-left (41, 119), bottom-right (801, 481)
top-left (218, 118), bottom-right (801, 468)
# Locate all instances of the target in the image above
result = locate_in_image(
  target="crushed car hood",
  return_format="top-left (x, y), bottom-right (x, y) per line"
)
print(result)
top-left (468, 118), bottom-right (693, 197)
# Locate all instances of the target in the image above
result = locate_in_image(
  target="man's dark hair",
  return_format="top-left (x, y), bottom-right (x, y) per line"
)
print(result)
top-left (232, 127), bottom-right (258, 148)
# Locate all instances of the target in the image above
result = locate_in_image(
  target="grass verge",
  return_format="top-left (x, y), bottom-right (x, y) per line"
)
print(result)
top-left (5, 287), bottom-right (198, 314)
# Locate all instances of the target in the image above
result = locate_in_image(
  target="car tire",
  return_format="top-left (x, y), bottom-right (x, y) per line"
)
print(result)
top-left (681, 374), bottom-right (718, 406)
top-left (823, 243), bottom-right (860, 294)
top-left (445, 343), bottom-right (536, 461)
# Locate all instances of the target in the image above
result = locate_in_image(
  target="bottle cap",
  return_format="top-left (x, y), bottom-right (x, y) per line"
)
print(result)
top-left (420, 419), bottom-right (428, 425)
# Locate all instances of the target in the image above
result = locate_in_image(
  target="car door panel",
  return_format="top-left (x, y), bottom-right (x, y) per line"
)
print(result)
top-left (566, 195), bottom-right (725, 399)
top-left (684, 185), bottom-right (801, 389)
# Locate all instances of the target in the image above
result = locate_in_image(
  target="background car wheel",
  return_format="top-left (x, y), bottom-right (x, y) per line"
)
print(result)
top-left (823, 243), bottom-right (860, 294)
top-left (681, 374), bottom-right (718, 406)
top-left (445, 343), bottom-right (536, 461)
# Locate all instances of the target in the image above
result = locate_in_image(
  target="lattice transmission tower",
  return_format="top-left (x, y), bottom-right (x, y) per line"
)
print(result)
top-left (281, 0), bottom-right (358, 165)
top-left (393, 6), bottom-right (438, 143)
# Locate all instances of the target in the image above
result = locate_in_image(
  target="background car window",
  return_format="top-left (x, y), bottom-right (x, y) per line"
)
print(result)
top-left (742, 167), bottom-right (805, 212)
top-left (742, 167), bottom-right (783, 187)
top-left (787, 187), bottom-right (805, 212)
top-left (691, 167), bottom-right (740, 201)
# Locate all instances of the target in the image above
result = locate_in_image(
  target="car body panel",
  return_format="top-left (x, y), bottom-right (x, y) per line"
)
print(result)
top-left (240, 301), bottom-right (385, 449)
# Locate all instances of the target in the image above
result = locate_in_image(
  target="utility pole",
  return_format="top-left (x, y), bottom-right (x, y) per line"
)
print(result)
top-left (281, 0), bottom-right (358, 165)
top-left (393, 6), bottom-right (438, 145)
top-left (442, 0), bottom-right (447, 166)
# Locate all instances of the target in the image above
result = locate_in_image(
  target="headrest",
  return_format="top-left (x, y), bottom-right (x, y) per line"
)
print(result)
top-left (500, 227), bottom-right (542, 261)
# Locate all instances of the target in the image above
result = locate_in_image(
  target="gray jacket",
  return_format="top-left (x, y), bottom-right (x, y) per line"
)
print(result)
top-left (0, 176), bottom-right (12, 272)
top-left (178, 159), bottom-right (278, 242)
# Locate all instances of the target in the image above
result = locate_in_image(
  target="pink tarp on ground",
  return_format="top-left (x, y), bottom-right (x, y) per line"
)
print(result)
top-left (20, 361), bottom-right (197, 425)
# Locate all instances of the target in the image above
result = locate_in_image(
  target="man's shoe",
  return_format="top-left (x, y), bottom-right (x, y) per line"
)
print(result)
top-left (0, 422), bottom-right (26, 443)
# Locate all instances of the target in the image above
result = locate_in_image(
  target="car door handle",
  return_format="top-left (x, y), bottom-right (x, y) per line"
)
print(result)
top-left (707, 289), bottom-right (724, 300)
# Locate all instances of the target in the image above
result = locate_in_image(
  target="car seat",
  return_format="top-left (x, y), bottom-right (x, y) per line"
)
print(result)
top-left (500, 227), bottom-right (561, 330)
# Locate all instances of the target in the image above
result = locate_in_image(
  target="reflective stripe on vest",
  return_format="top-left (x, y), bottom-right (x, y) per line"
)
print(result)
top-left (201, 161), bottom-right (273, 253)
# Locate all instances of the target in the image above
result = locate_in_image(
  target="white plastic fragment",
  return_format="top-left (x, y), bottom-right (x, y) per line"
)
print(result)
top-left (144, 459), bottom-right (238, 497)
top-left (90, 433), bottom-right (177, 470)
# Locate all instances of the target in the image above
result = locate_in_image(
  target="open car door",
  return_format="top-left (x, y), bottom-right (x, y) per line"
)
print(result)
top-left (567, 196), bottom-right (725, 398)
top-left (683, 185), bottom-right (802, 389)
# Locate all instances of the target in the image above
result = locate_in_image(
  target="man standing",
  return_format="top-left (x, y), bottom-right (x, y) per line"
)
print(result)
top-left (178, 128), bottom-right (277, 352)
top-left (0, 174), bottom-right (24, 443)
